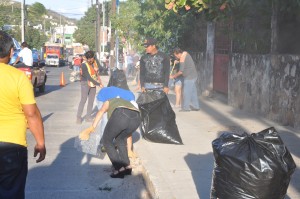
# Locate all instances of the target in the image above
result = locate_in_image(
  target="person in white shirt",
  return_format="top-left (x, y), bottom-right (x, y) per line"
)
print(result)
top-left (13, 41), bottom-right (33, 67)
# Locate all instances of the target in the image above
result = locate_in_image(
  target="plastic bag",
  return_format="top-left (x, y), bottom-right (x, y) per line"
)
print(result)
top-left (210, 127), bottom-right (296, 199)
top-left (136, 90), bottom-right (183, 145)
top-left (107, 68), bottom-right (129, 90)
top-left (74, 123), bottom-right (106, 159)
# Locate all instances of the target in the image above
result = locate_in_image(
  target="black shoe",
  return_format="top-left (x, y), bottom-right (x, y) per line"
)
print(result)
top-left (110, 170), bottom-right (125, 179)
top-left (123, 168), bottom-right (132, 176)
top-left (179, 109), bottom-right (190, 112)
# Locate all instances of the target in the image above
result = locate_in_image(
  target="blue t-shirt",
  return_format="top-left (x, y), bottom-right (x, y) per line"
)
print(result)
top-left (96, 86), bottom-right (135, 102)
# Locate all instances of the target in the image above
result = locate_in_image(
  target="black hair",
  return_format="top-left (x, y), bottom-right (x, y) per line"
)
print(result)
top-left (0, 31), bottom-right (14, 58)
top-left (85, 50), bottom-right (95, 59)
top-left (173, 47), bottom-right (183, 54)
top-left (21, 41), bottom-right (28, 48)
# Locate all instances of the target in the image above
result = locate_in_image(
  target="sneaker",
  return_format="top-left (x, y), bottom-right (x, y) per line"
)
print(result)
top-left (76, 117), bottom-right (82, 124)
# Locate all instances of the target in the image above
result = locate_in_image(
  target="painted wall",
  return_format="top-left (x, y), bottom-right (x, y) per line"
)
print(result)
top-left (191, 52), bottom-right (300, 129)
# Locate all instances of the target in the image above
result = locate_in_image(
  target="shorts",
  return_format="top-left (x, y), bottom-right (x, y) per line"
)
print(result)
top-left (174, 77), bottom-right (183, 87)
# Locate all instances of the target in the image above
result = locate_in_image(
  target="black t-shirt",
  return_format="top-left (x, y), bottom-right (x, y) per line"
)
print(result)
top-left (140, 51), bottom-right (170, 88)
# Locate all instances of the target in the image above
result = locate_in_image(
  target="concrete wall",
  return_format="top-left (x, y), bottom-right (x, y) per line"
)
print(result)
top-left (229, 54), bottom-right (300, 129)
top-left (191, 52), bottom-right (300, 130)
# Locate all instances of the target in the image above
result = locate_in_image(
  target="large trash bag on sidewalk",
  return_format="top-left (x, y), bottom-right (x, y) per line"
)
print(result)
top-left (136, 90), bottom-right (183, 145)
top-left (107, 68), bottom-right (129, 90)
top-left (210, 127), bottom-right (296, 199)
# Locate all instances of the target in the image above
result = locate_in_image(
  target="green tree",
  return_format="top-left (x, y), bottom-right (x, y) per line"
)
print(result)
top-left (73, 6), bottom-right (97, 50)
top-left (27, 2), bottom-right (47, 24)
top-left (25, 27), bottom-right (48, 49)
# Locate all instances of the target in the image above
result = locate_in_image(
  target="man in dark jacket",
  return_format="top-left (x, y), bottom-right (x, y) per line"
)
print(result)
top-left (140, 38), bottom-right (170, 94)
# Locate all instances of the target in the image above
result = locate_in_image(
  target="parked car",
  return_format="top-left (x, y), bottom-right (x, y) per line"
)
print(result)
top-left (45, 54), bottom-right (59, 67)
top-left (15, 63), bottom-right (47, 93)
top-left (7, 38), bottom-right (47, 93)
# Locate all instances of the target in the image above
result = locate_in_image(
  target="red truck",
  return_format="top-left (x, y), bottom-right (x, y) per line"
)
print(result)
top-left (43, 43), bottom-right (65, 67)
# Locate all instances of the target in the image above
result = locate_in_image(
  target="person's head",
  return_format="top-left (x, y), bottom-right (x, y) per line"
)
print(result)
top-left (21, 41), bottom-right (29, 48)
top-left (143, 37), bottom-right (158, 55)
top-left (85, 51), bottom-right (95, 65)
top-left (173, 47), bottom-right (183, 60)
top-left (0, 31), bottom-right (14, 62)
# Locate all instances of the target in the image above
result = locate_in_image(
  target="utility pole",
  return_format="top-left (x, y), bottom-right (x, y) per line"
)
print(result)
top-left (102, 0), bottom-right (105, 57)
top-left (21, 0), bottom-right (25, 42)
top-left (96, 0), bottom-right (100, 58)
top-left (110, 0), bottom-right (116, 68)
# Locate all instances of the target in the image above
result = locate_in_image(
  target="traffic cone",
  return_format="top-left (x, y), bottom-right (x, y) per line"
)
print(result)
top-left (60, 72), bottom-right (65, 87)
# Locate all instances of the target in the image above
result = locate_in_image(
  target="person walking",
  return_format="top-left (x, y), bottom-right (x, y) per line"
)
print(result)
top-left (79, 98), bottom-right (141, 178)
top-left (171, 47), bottom-right (200, 112)
top-left (0, 31), bottom-right (46, 198)
top-left (140, 38), bottom-right (170, 94)
top-left (13, 41), bottom-right (33, 67)
top-left (76, 51), bottom-right (103, 124)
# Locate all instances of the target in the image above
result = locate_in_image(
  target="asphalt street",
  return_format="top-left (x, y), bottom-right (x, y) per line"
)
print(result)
top-left (25, 66), bottom-right (151, 199)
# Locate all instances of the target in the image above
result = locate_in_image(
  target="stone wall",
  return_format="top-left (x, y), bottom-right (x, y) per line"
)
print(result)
top-left (229, 54), bottom-right (300, 129)
top-left (191, 52), bottom-right (300, 129)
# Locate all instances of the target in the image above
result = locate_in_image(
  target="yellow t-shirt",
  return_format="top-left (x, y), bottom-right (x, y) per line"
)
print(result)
top-left (0, 63), bottom-right (36, 146)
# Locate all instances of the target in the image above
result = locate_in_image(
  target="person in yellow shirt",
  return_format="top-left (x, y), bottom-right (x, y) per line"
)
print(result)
top-left (0, 31), bottom-right (46, 198)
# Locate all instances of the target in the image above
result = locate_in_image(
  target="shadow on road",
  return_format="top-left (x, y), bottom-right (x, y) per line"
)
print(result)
top-left (26, 137), bottom-right (150, 198)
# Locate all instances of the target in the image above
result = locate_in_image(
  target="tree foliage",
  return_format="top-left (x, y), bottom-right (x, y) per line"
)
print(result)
top-left (73, 6), bottom-right (97, 50)
top-left (27, 2), bottom-right (47, 24)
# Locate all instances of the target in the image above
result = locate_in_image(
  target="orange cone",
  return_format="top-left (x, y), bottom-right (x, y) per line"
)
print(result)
top-left (60, 72), bottom-right (65, 87)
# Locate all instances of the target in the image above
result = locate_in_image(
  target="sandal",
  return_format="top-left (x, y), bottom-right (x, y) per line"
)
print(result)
top-left (110, 169), bottom-right (125, 179)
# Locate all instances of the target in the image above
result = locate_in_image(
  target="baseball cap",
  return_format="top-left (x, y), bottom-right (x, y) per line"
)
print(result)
top-left (143, 38), bottom-right (157, 47)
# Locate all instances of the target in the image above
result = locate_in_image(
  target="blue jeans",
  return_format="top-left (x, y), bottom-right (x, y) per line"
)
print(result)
top-left (0, 142), bottom-right (28, 199)
top-left (73, 65), bottom-right (80, 72)
top-left (182, 78), bottom-right (200, 110)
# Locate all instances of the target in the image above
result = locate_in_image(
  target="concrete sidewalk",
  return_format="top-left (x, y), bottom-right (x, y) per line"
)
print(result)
top-left (129, 83), bottom-right (300, 199)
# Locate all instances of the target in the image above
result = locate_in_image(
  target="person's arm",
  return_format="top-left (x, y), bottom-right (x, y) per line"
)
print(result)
top-left (79, 101), bottom-right (109, 140)
top-left (22, 104), bottom-right (46, 163)
top-left (139, 57), bottom-right (146, 92)
top-left (162, 54), bottom-right (170, 94)
top-left (13, 56), bottom-right (21, 65)
top-left (81, 63), bottom-right (100, 86)
top-left (92, 101), bottom-right (109, 129)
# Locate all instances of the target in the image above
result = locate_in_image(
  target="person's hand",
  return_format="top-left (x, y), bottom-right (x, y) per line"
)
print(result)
top-left (79, 126), bottom-right (95, 140)
top-left (34, 144), bottom-right (46, 163)
top-left (141, 87), bottom-right (146, 92)
top-left (99, 84), bottom-right (104, 88)
top-left (163, 87), bottom-right (169, 94)
top-left (169, 75), bottom-right (174, 79)
top-left (174, 60), bottom-right (179, 64)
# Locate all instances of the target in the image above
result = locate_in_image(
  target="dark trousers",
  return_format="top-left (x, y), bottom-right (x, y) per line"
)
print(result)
top-left (103, 108), bottom-right (141, 170)
top-left (77, 82), bottom-right (96, 119)
top-left (0, 142), bottom-right (28, 199)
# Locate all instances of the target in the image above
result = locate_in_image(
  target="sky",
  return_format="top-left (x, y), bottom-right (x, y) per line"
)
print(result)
top-left (15, 0), bottom-right (94, 20)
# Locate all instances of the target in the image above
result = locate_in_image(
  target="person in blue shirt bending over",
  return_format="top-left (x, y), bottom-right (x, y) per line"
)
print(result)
top-left (95, 86), bottom-right (137, 158)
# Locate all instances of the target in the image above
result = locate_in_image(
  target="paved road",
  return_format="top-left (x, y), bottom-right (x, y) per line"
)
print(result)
top-left (25, 66), bottom-right (151, 199)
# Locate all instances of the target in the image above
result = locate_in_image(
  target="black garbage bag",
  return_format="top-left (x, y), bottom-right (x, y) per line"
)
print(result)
top-left (136, 90), bottom-right (183, 145)
top-left (211, 127), bottom-right (296, 199)
top-left (107, 68), bottom-right (129, 90)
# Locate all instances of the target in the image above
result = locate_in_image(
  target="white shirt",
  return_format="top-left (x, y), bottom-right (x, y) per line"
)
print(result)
top-left (18, 47), bottom-right (33, 66)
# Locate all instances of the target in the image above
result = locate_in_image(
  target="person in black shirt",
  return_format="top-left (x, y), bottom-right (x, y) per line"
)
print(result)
top-left (140, 38), bottom-right (170, 94)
